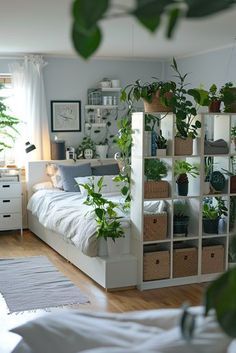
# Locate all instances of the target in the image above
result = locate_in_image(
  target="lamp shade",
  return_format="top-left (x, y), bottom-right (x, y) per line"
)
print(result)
top-left (25, 141), bottom-right (36, 153)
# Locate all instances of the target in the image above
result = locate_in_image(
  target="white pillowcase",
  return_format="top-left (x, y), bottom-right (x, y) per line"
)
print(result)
top-left (32, 182), bottom-right (54, 193)
top-left (75, 175), bottom-right (122, 196)
top-left (51, 169), bottom-right (63, 189)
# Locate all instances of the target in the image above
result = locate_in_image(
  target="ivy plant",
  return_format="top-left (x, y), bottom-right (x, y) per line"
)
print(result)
top-left (71, 0), bottom-right (235, 59)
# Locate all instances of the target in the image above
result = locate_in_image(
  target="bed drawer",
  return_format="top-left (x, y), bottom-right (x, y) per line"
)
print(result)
top-left (0, 182), bottom-right (21, 198)
top-left (0, 213), bottom-right (22, 230)
top-left (0, 198), bottom-right (21, 213)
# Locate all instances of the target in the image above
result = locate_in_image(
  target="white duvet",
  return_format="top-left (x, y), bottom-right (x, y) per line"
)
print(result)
top-left (27, 190), bottom-right (130, 257)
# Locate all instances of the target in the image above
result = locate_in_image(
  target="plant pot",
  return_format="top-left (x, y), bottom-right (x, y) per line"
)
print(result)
top-left (209, 100), bottom-right (221, 113)
top-left (144, 180), bottom-right (169, 199)
top-left (204, 181), bottom-right (210, 195)
top-left (173, 216), bottom-right (189, 237)
top-left (177, 182), bottom-right (188, 196)
top-left (96, 145), bottom-right (108, 159)
top-left (174, 137), bottom-right (193, 156)
top-left (202, 218), bottom-right (219, 234)
top-left (230, 175), bottom-right (236, 193)
top-left (107, 227), bottom-right (130, 256)
top-left (143, 91), bottom-right (173, 113)
top-left (225, 87), bottom-right (236, 113)
top-left (156, 148), bottom-right (167, 157)
top-left (97, 237), bottom-right (108, 256)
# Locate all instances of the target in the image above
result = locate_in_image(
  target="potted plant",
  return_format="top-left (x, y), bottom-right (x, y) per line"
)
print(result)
top-left (222, 156), bottom-right (236, 193)
top-left (77, 137), bottom-right (96, 159)
top-left (231, 126), bottom-right (236, 151)
top-left (202, 197), bottom-right (228, 234)
top-left (220, 82), bottom-right (236, 113)
top-left (144, 159), bottom-right (169, 198)
top-left (121, 79), bottom-right (176, 113)
top-left (191, 84), bottom-right (222, 113)
top-left (0, 85), bottom-right (19, 165)
top-left (173, 199), bottom-right (189, 237)
top-left (156, 130), bottom-right (168, 157)
top-left (204, 156), bottom-right (213, 194)
top-left (174, 160), bottom-right (199, 196)
top-left (170, 58), bottom-right (201, 156)
top-left (95, 139), bottom-right (109, 159)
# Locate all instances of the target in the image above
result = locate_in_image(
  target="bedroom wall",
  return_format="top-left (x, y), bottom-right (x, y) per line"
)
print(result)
top-left (164, 46), bottom-right (236, 90)
top-left (43, 57), bottom-right (164, 152)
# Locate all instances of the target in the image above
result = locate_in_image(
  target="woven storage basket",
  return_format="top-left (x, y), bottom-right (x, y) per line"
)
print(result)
top-left (144, 180), bottom-right (169, 199)
top-left (202, 245), bottom-right (225, 274)
top-left (173, 247), bottom-right (198, 278)
top-left (143, 213), bottom-right (167, 241)
top-left (143, 250), bottom-right (170, 281)
top-left (143, 91), bottom-right (173, 113)
top-left (174, 137), bottom-right (193, 156)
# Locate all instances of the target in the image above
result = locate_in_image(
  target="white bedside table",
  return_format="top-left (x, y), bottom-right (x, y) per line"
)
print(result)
top-left (0, 168), bottom-right (23, 235)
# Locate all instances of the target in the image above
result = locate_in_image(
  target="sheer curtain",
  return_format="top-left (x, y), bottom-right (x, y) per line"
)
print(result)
top-left (9, 55), bottom-right (51, 163)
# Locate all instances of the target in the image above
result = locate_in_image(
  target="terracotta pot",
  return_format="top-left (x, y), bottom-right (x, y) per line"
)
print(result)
top-left (209, 100), bottom-right (221, 113)
top-left (143, 91), bottom-right (173, 113)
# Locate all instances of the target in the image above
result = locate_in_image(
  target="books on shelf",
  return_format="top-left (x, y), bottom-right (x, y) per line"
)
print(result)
top-left (0, 168), bottom-right (20, 182)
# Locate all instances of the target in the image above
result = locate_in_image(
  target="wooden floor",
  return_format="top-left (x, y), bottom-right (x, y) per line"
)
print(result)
top-left (0, 229), bottom-right (206, 314)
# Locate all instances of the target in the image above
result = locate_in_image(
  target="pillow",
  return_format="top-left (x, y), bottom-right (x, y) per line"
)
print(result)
top-left (75, 175), bottom-right (122, 196)
top-left (91, 163), bottom-right (120, 176)
top-left (58, 164), bottom-right (92, 192)
top-left (32, 182), bottom-right (54, 192)
top-left (51, 169), bottom-right (63, 189)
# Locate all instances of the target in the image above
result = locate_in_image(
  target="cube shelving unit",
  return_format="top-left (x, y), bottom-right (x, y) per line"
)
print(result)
top-left (131, 112), bottom-right (235, 290)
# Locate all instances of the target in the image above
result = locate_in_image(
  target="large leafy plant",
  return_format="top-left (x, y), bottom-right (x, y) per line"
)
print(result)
top-left (202, 197), bottom-right (228, 220)
top-left (0, 85), bottom-right (19, 152)
top-left (80, 177), bottom-right (124, 241)
top-left (144, 159), bottom-right (168, 181)
top-left (71, 0), bottom-right (235, 59)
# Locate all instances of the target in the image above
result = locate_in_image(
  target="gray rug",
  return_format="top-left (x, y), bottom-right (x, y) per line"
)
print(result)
top-left (0, 256), bottom-right (89, 313)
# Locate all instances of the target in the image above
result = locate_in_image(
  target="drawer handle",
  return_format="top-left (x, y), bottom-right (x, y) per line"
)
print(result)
top-left (184, 255), bottom-right (188, 260)
top-left (3, 215), bottom-right (11, 218)
top-left (211, 253), bottom-right (215, 258)
top-left (156, 260), bottom-right (160, 264)
top-left (2, 185), bottom-right (10, 188)
top-left (3, 200), bottom-right (10, 203)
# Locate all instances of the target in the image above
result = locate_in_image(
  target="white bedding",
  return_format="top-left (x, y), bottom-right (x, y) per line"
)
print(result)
top-left (27, 190), bottom-right (130, 257)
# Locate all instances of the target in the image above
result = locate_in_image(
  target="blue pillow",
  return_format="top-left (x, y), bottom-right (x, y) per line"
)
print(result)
top-left (91, 163), bottom-right (120, 176)
top-left (58, 164), bottom-right (92, 192)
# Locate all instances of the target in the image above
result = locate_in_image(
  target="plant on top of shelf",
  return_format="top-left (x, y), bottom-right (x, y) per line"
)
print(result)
top-left (144, 159), bottom-right (169, 199)
top-left (0, 84), bottom-right (19, 153)
top-left (173, 199), bottom-right (189, 237)
top-left (79, 176), bottom-right (124, 242)
top-left (169, 58), bottom-right (201, 156)
top-left (190, 84), bottom-right (223, 113)
top-left (220, 82), bottom-right (236, 113)
top-left (174, 160), bottom-right (199, 196)
top-left (202, 197), bottom-right (228, 234)
top-left (120, 79), bottom-right (176, 113)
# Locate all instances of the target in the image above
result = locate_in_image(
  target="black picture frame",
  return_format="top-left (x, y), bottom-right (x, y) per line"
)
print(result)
top-left (51, 100), bottom-right (81, 132)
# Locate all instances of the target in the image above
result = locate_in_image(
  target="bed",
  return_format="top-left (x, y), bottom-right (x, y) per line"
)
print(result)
top-left (26, 159), bottom-right (138, 290)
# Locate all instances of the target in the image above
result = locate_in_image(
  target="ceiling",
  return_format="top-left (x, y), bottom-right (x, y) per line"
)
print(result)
top-left (0, 0), bottom-right (236, 59)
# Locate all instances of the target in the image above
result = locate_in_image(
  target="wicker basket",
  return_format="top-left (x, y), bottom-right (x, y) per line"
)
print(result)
top-left (202, 245), bottom-right (225, 274)
top-left (143, 250), bottom-right (170, 281)
top-left (143, 213), bottom-right (168, 241)
top-left (173, 247), bottom-right (198, 278)
top-left (143, 91), bottom-right (173, 113)
top-left (174, 137), bottom-right (193, 156)
top-left (144, 180), bottom-right (169, 199)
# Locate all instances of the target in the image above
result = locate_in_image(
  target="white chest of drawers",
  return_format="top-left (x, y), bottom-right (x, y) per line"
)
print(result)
top-left (0, 181), bottom-right (23, 234)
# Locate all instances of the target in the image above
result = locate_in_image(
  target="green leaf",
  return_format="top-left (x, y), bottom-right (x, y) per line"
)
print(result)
top-left (95, 208), bottom-right (105, 220)
top-left (121, 186), bottom-right (129, 196)
top-left (166, 7), bottom-right (181, 38)
top-left (72, 0), bottom-right (109, 31)
top-left (72, 23), bottom-right (102, 59)
top-left (186, 0), bottom-right (235, 18)
top-left (133, 0), bottom-right (174, 32)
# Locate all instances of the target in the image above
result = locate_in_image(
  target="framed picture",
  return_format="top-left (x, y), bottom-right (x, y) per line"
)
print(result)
top-left (51, 100), bottom-right (81, 132)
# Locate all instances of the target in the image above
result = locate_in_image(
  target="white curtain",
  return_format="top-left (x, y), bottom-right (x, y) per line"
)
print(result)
top-left (9, 55), bottom-right (51, 163)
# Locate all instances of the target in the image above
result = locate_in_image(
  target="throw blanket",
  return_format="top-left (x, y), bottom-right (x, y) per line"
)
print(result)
top-left (27, 190), bottom-right (130, 257)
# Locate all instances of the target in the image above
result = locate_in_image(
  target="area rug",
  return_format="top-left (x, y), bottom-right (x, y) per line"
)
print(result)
top-left (0, 256), bottom-right (89, 313)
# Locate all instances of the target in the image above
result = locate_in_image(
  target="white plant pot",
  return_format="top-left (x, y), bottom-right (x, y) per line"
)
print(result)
top-left (97, 238), bottom-right (108, 257)
top-left (107, 227), bottom-right (130, 257)
top-left (96, 145), bottom-right (108, 159)
top-left (156, 149), bottom-right (167, 157)
top-left (204, 181), bottom-right (210, 195)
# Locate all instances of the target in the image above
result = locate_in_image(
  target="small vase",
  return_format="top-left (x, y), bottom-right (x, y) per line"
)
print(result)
top-left (96, 145), bottom-right (108, 159)
top-left (156, 149), bottom-right (167, 157)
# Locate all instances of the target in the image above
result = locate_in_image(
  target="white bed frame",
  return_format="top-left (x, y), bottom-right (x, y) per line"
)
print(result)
top-left (26, 159), bottom-right (138, 290)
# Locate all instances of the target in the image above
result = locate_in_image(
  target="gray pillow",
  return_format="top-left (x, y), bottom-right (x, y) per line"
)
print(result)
top-left (92, 163), bottom-right (120, 176)
top-left (58, 164), bottom-right (92, 192)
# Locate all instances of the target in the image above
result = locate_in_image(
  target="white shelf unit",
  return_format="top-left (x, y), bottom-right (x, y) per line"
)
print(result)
top-left (131, 112), bottom-right (235, 290)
